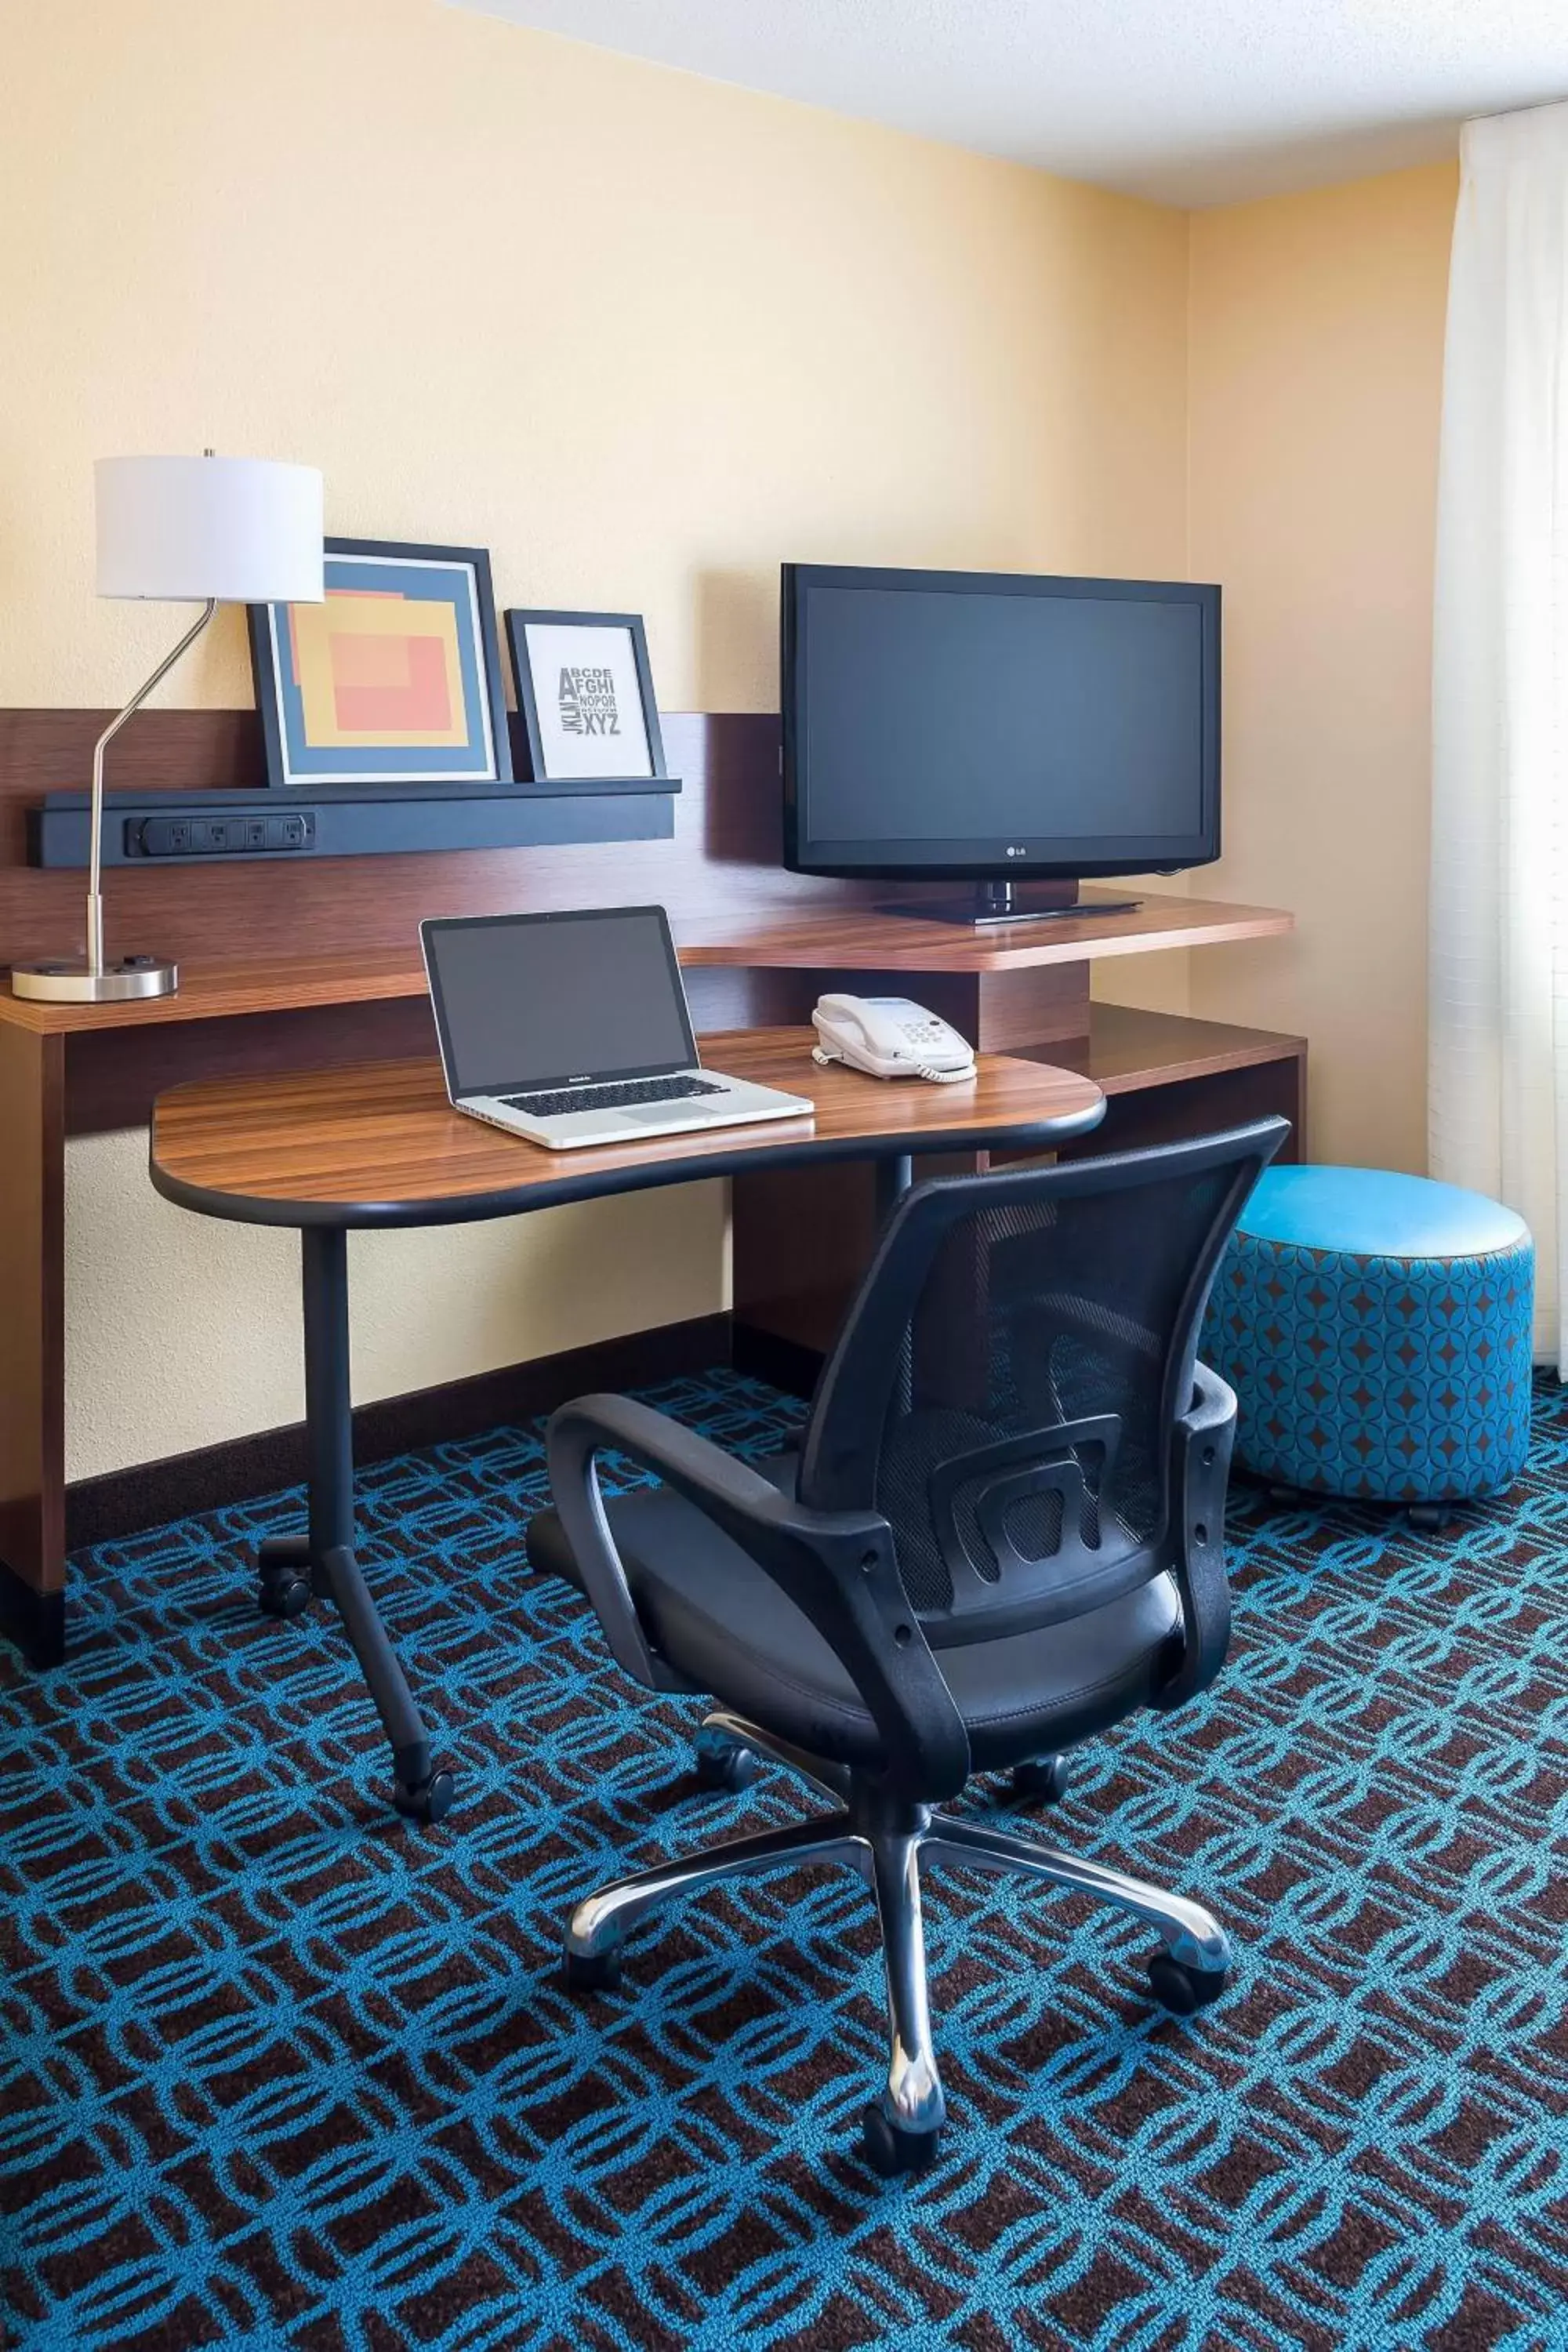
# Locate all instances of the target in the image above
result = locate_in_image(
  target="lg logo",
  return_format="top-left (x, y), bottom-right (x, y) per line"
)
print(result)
top-left (1004, 845), bottom-right (1027, 858)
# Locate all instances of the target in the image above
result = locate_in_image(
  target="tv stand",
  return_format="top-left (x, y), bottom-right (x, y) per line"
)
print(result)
top-left (916, 879), bottom-right (1144, 927)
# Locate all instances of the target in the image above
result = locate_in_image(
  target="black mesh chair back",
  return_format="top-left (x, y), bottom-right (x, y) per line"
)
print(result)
top-left (800, 1121), bottom-right (1287, 1652)
top-left (539, 1115), bottom-right (1290, 2172)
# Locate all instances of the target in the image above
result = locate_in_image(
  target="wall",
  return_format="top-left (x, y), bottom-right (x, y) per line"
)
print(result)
top-left (0, 0), bottom-right (1191, 1479)
top-left (1186, 163), bottom-right (1459, 1171)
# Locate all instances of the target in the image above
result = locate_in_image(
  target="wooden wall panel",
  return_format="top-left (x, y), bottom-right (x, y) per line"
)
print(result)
top-left (0, 708), bottom-right (949, 971)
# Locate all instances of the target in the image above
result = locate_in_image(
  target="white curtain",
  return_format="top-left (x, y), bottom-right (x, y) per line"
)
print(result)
top-left (1429, 100), bottom-right (1568, 1370)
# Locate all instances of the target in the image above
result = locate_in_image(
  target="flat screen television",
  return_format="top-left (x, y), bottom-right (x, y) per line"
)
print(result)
top-left (782, 563), bottom-right (1221, 920)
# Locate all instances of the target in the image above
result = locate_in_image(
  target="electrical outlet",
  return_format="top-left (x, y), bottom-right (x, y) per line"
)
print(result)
top-left (131, 810), bottom-right (318, 858)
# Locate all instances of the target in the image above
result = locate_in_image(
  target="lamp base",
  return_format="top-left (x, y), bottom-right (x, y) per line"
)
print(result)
top-left (11, 956), bottom-right (178, 1003)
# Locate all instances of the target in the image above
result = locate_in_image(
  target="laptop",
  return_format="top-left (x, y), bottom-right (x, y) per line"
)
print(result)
top-left (419, 906), bottom-right (815, 1150)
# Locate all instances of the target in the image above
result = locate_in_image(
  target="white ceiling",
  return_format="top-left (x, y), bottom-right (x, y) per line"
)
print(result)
top-left (445, 0), bottom-right (1568, 205)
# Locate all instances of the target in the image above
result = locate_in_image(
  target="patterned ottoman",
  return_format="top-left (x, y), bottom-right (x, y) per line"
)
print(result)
top-left (1201, 1165), bottom-right (1534, 1505)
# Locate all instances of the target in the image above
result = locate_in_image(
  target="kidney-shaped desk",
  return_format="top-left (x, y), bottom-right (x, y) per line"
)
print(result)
top-left (149, 1028), bottom-right (1105, 1823)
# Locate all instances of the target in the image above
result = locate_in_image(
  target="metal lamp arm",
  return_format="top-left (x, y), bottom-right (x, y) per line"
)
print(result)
top-left (85, 597), bottom-right (216, 973)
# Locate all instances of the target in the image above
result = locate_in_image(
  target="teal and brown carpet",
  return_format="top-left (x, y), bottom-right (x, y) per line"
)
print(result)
top-left (3, 1370), bottom-right (1566, 2350)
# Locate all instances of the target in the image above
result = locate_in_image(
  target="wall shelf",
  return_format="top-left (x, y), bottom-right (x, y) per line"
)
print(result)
top-left (27, 775), bottom-right (681, 869)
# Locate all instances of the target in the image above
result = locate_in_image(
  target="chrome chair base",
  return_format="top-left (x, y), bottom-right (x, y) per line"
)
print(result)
top-left (564, 1711), bottom-right (1232, 2171)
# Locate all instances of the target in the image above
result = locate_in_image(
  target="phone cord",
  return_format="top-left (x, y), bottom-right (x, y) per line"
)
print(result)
top-left (811, 1044), bottom-right (975, 1084)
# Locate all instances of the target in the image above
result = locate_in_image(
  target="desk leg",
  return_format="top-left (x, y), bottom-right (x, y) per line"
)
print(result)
top-left (302, 1226), bottom-right (355, 1577)
top-left (874, 1155), bottom-right (916, 1417)
top-left (265, 1225), bottom-right (452, 1827)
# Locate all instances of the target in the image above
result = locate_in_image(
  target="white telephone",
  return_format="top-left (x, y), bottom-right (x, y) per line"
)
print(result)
top-left (811, 993), bottom-right (978, 1084)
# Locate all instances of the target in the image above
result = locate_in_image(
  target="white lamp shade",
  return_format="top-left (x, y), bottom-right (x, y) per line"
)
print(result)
top-left (95, 455), bottom-right (325, 603)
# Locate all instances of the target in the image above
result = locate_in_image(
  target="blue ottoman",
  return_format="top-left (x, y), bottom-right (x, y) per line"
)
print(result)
top-left (1201, 1166), bottom-right (1534, 1504)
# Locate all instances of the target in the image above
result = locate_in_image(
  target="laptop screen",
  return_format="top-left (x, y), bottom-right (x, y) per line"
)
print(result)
top-left (422, 908), bottom-right (698, 1098)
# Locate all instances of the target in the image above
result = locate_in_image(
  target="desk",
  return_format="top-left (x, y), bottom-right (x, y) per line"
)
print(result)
top-left (147, 1029), bottom-right (1105, 1817)
top-left (0, 706), bottom-right (1295, 1668)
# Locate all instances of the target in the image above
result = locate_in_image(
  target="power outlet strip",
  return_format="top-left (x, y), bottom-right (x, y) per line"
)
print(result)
top-left (130, 810), bottom-right (317, 858)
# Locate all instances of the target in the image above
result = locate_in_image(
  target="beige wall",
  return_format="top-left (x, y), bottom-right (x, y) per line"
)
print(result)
top-left (1187, 164), bottom-right (1458, 1171)
top-left (2, 0), bottom-right (1192, 1479)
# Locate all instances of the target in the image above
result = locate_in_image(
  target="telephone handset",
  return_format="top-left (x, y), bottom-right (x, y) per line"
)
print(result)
top-left (811, 993), bottom-right (978, 1084)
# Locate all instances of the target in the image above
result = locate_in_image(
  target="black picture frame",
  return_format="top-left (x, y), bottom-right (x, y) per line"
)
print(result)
top-left (249, 537), bottom-right (513, 790)
top-left (504, 608), bottom-right (666, 785)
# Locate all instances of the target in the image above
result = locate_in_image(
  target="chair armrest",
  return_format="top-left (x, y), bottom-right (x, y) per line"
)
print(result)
top-left (547, 1394), bottom-right (972, 1798)
top-left (1152, 1360), bottom-right (1237, 1711)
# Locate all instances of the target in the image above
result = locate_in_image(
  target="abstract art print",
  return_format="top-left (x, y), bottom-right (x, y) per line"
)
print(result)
top-left (249, 539), bottom-right (512, 786)
top-left (505, 608), bottom-right (666, 783)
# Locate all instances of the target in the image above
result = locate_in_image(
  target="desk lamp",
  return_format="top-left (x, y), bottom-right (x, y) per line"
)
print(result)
top-left (12, 452), bottom-right (324, 1003)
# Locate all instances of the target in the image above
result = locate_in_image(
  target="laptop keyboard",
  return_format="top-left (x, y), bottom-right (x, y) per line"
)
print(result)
top-left (495, 1073), bottom-right (729, 1120)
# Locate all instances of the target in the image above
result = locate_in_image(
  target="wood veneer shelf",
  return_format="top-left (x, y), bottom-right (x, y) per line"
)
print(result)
top-left (1047, 1003), bottom-right (1307, 1095)
top-left (0, 948), bottom-right (432, 1035)
top-left (680, 891), bottom-right (1293, 972)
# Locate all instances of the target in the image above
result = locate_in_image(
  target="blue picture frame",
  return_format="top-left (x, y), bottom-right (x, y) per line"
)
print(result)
top-left (248, 538), bottom-right (513, 789)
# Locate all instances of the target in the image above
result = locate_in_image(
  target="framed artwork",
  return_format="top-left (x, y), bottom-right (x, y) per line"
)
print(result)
top-left (249, 539), bottom-right (512, 788)
top-left (505, 608), bottom-right (666, 784)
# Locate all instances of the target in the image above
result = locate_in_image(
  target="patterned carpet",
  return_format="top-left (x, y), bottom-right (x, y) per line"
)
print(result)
top-left (3, 1367), bottom-right (1567, 2352)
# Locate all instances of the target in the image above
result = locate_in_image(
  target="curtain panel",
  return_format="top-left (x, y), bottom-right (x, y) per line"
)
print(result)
top-left (1429, 99), bottom-right (1568, 1368)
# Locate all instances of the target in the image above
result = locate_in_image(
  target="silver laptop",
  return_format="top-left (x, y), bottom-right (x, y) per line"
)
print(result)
top-left (419, 906), bottom-right (814, 1150)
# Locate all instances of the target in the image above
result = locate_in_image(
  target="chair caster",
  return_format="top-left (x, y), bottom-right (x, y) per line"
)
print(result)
top-left (390, 1769), bottom-right (456, 1826)
top-left (258, 1572), bottom-right (312, 1620)
top-left (1148, 1951), bottom-right (1228, 2015)
top-left (860, 2102), bottom-right (942, 2178)
top-left (1408, 1502), bottom-right (1457, 1534)
top-left (1010, 1753), bottom-right (1070, 1805)
top-left (564, 1945), bottom-right (622, 1994)
top-left (695, 1740), bottom-right (760, 1793)
top-left (258, 1535), bottom-right (313, 1620)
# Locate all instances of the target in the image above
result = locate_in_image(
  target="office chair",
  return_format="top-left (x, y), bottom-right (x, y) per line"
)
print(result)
top-left (526, 1119), bottom-right (1288, 2174)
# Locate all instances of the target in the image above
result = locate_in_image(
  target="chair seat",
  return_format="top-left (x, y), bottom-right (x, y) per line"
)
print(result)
top-left (524, 1458), bottom-right (1183, 1774)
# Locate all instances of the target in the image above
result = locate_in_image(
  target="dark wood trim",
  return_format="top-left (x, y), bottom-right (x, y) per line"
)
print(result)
top-left (0, 1555), bottom-right (66, 1671)
top-left (62, 1311), bottom-right (733, 1555)
top-left (730, 1323), bottom-right (825, 1402)
top-left (0, 1024), bottom-right (65, 1599)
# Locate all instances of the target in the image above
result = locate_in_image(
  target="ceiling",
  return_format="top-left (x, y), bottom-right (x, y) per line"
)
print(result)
top-left (445, 0), bottom-right (1568, 205)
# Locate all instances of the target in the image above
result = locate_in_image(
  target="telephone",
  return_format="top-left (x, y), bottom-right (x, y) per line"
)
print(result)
top-left (811, 993), bottom-right (978, 1084)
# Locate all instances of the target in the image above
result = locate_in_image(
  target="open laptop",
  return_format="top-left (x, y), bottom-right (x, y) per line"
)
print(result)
top-left (420, 906), bottom-right (815, 1150)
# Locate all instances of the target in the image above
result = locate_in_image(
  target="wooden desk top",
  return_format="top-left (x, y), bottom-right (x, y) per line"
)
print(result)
top-left (149, 1028), bottom-right (1105, 1229)
top-left (2, 890), bottom-right (1290, 1036)
top-left (0, 948), bottom-right (430, 1036)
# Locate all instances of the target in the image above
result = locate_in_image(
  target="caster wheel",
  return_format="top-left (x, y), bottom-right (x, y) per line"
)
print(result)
top-left (259, 1574), bottom-right (312, 1621)
top-left (695, 1741), bottom-right (759, 1793)
top-left (1011, 1754), bottom-right (1070, 1805)
top-left (391, 1769), bottom-right (456, 1826)
top-left (564, 1946), bottom-right (622, 1993)
top-left (1408, 1503), bottom-right (1455, 1534)
top-left (860, 2102), bottom-right (941, 2178)
top-left (1148, 1951), bottom-right (1228, 2015)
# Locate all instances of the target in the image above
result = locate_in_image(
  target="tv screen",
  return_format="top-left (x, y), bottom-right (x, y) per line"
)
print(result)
top-left (782, 564), bottom-right (1220, 883)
